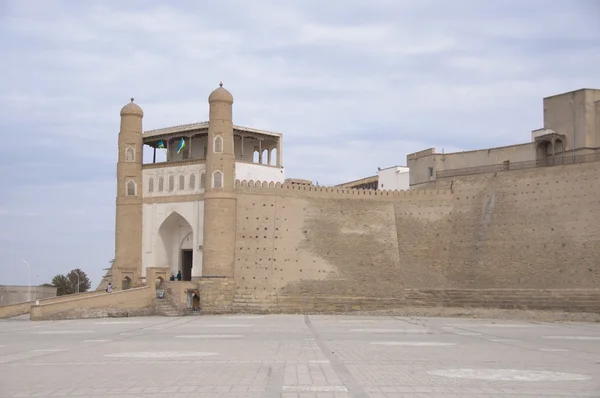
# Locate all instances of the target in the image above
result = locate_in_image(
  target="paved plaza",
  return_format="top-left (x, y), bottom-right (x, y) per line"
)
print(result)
top-left (0, 314), bottom-right (599, 397)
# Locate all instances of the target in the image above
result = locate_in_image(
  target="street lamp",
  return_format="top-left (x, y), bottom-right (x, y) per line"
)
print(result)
top-left (22, 260), bottom-right (31, 301)
top-left (73, 271), bottom-right (80, 294)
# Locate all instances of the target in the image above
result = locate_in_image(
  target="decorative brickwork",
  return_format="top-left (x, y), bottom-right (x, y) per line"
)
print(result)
top-left (199, 277), bottom-right (235, 314)
top-left (90, 87), bottom-right (600, 319)
top-left (113, 99), bottom-right (144, 289)
top-left (228, 160), bottom-right (600, 314)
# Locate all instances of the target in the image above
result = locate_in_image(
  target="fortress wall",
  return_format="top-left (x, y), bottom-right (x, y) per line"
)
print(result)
top-left (30, 287), bottom-right (154, 320)
top-left (0, 290), bottom-right (112, 319)
top-left (232, 184), bottom-right (449, 311)
top-left (401, 161), bottom-right (600, 292)
top-left (0, 285), bottom-right (57, 306)
top-left (230, 160), bottom-right (600, 313)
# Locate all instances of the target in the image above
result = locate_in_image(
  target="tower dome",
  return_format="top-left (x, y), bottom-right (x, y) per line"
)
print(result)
top-left (120, 98), bottom-right (144, 117)
top-left (208, 82), bottom-right (234, 103)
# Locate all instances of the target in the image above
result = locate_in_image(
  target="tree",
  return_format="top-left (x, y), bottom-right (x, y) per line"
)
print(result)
top-left (49, 269), bottom-right (92, 296)
top-left (67, 268), bottom-right (91, 293)
top-left (51, 274), bottom-right (73, 296)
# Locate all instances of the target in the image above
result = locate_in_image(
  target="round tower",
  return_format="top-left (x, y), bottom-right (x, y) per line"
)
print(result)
top-left (202, 82), bottom-right (237, 277)
top-left (114, 98), bottom-right (144, 287)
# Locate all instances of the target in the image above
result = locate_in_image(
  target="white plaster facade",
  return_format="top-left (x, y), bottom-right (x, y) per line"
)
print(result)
top-left (142, 201), bottom-right (204, 279)
top-left (140, 140), bottom-right (285, 280)
top-left (235, 161), bottom-right (285, 183)
top-left (143, 163), bottom-right (207, 197)
top-left (377, 166), bottom-right (410, 191)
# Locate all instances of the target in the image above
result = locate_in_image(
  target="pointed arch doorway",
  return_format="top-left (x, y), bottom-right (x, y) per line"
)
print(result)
top-left (180, 232), bottom-right (193, 281)
top-left (156, 212), bottom-right (194, 281)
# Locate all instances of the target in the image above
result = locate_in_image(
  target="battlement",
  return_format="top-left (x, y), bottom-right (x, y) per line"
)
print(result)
top-left (234, 179), bottom-right (450, 198)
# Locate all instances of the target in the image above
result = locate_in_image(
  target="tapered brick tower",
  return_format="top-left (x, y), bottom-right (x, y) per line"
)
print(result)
top-left (113, 98), bottom-right (144, 287)
top-left (202, 83), bottom-right (236, 277)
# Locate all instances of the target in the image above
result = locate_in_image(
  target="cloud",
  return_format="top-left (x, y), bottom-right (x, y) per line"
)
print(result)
top-left (0, 0), bottom-right (599, 286)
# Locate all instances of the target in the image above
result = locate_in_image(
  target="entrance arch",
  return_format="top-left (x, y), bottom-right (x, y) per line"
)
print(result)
top-left (155, 211), bottom-right (194, 281)
top-left (536, 141), bottom-right (551, 166)
top-left (122, 276), bottom-right (132, 290)
top-left (534, 130), bottom-right (566, 167)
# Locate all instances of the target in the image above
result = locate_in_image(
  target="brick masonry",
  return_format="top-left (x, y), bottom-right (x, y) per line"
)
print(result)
top-left (33, 306), bottom-right (156, 321)
top-left (101, 90), bottom-right (600, 317)
top-left (404, 289), bottom-right (600, 313)
top-left (229, 160), bottom-right (600, 313)
top-left (199, 277), bottom-right (235, 314)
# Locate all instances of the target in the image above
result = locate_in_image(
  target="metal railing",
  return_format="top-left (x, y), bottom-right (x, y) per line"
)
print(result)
top-left (142, 158), bottom-right (206, 169)
top-left (436, 152), bottom-right (600, 179)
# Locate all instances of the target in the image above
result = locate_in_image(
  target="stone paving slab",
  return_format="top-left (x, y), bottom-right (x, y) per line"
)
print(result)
top-left (0, 315), bottom-right (599, 397)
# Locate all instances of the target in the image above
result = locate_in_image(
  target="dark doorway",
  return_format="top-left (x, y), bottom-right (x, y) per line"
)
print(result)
top-left (181, 250), bottom-right (193, 281)
top-left (536, 141), bottom-right (551, 166)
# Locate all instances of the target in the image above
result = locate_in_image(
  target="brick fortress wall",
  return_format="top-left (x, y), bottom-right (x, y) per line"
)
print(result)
top-left (229, 161), bottom-right (600, 313)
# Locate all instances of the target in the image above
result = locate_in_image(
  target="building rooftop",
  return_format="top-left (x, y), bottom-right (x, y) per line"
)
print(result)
top-left (143, 122), bottom-right (282, 139)
top-left (335, 175), bottom-right (378, 188)
top-left (378, 165), bottom-right (409, 171)
top-left (543, 87), bottom-right (600, 100)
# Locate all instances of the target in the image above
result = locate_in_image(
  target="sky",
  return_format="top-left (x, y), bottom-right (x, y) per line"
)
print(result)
top-left (0, 0), bottom-right (599, 288)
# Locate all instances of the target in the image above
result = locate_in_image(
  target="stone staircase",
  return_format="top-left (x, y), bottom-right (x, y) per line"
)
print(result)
top-left (154, 298), bottom-right (180, 316)
top-left (184, 308), bottom-right (202, 316)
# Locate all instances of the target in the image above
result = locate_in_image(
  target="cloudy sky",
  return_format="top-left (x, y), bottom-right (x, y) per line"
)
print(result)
top-left (0, 0), bottom-right (599, 288)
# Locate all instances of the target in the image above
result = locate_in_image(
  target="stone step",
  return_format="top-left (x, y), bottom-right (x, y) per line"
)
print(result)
top-left (157, 309), bottom-right (179, 314)
top-left (154, 298), bottom-right (180, 316)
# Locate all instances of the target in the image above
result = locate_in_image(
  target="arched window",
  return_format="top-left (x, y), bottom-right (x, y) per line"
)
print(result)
top-left (189, 174), bottom-right (196, 190)
top-left (214, 135), bottom-right (223, 153)
top-left (125, 146), bottom-right (135, 162)
top-left (200, 172), bottom-right (206, 189)
top-left (213, 170), bottom-right (223, 189)
top-left (168, 175), bottom-right (175, 191)
top-left (178, 175), bottom-right (185, 190)
top-left (122, 276), bottom-right (131, 290)
top-left (148, 178), bottom-right (154, 193)
top-left (158, 176), bottom-right (164, 192)
top-left (126, 180), bottom-right (136, 196)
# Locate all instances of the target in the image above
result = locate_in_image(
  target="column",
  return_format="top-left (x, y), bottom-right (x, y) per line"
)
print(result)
top-left (276, 136), bottom-right (282, 167)
top-left (241, 135), bottom-right (245, 160)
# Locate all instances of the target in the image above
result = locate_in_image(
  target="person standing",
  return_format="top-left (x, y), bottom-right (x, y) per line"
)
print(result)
top-left (193, 293), bottom-right (200, 312)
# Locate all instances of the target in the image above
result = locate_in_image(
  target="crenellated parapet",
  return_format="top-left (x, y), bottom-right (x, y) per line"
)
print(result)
top-left (234, 179), bottom-right (450, 199)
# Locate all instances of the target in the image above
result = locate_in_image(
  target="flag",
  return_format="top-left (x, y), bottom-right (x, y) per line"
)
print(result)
top-left (157, 140), bottom-right (166, 149)
top-left (176, 138), bottom-right (187, 154)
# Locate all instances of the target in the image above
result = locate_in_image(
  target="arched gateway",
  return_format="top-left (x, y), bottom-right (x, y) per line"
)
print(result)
top-left (155, 211), bottom-right (194, 281)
